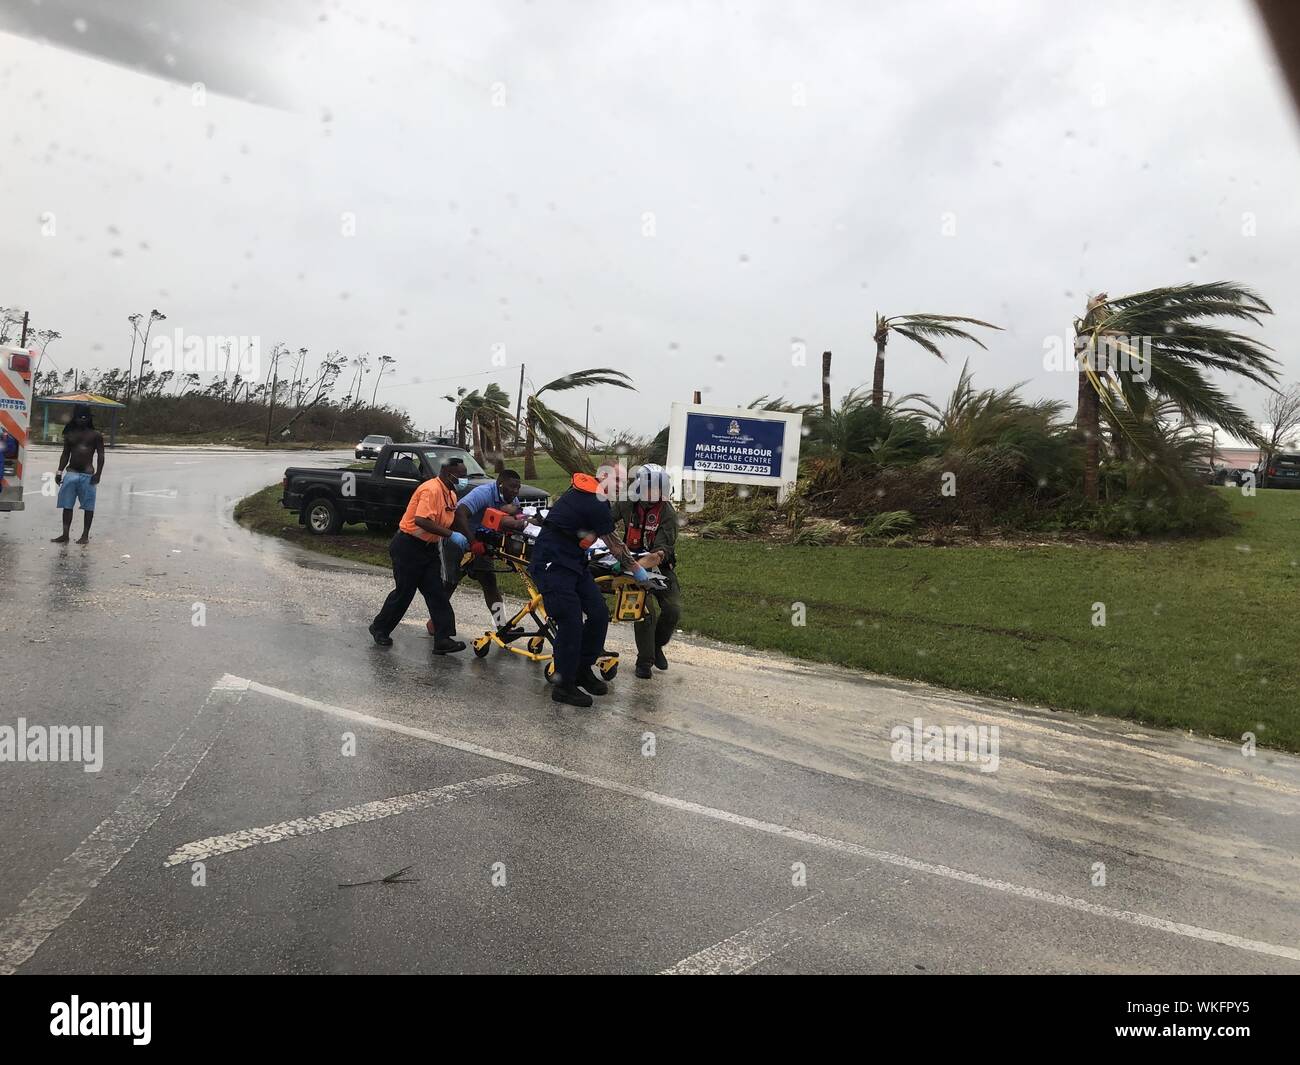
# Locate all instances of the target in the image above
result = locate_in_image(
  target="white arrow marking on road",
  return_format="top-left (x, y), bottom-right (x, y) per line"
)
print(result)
top-left (224, 674), bottom-right (1300, 967)
top-left (164, 773), bottom-right (531, 866)
top-left (129, 489), bottom-right (178, 498)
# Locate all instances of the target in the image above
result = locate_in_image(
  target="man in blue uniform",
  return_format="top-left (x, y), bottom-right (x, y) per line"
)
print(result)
top-left (530, 472), bottom-right (651, 707)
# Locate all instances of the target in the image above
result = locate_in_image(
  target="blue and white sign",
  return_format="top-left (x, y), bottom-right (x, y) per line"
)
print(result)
top-left (667, 402), bottom-right (803, 500)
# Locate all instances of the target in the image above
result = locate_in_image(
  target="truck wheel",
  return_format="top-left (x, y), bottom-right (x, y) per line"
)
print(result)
top-left (305, 497), bottom-right (344, 535)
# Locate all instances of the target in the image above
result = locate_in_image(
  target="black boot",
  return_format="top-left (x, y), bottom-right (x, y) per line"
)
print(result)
top-left (433, 637), bottom-right (466, 654)
top-left (577, 666), bottom-right (609, 696)
top-left (552, 682), bottom-right (593, 707)
top-left (369, 624), bottom-right (393, 647)
top-left (654, 646), bottom-right (669, 671)
top-left (634, 659), bottom-right (653, 679)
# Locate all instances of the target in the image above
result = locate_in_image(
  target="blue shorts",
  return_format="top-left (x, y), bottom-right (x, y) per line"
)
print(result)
top-left (57, 471), bottom-right (97, 511)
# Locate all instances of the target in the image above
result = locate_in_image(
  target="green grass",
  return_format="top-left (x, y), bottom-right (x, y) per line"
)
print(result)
top-left (235, 482), bottom-right (1300, 752)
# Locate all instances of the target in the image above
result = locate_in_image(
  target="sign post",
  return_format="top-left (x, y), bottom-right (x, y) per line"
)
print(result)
top-left (666, 402), bottom-right (803, 503)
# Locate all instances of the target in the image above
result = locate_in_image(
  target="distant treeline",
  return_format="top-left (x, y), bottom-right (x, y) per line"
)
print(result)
top-left (33, 366), bottom-right (413, 444)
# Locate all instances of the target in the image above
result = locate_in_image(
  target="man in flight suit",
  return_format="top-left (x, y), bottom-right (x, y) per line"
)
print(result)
top-left (530, 472), bottom-right (651, 707)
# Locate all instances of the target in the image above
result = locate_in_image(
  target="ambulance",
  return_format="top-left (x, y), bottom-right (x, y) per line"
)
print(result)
top-left (0, 346), bottom-right (34, 512)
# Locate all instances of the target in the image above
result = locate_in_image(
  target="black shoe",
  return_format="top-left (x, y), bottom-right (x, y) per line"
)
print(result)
top-left (432, 638), bottom-right (466, 654)
top-left (369, 624), bottom-right (393, 647)
top-left (654, 647), bottom-right (669, 671)
top-left (577, 667), bottom-right (609, 696)
top-left (552, 683), bottom-right (593, 707)
top-left (634, 659), bottom-right (653, 679)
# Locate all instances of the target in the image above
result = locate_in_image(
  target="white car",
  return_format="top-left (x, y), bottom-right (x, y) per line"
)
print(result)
top-left (354, 434), bottom-right (393, 461)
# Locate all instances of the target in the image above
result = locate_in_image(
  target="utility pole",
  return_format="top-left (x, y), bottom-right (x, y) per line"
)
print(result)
top-left (19, 311), bottom-right (29, 347)
top-left (692, 390), bottom-right (701, 404)
top-left (514, 362), bottom-right (525, 450)
top-left (583, 397), bottom-right (590, 450)
top-left (822, 351), bottom-right (832, 418)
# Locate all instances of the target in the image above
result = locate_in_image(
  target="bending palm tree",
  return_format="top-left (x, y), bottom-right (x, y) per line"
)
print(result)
top-left (522, 368), bottom-right (634, 478)
top-left (470, 382), bottom-right (514, 470)
top-left (871, 313), bottom-right (1000, 408)
top-left (1073, 282), bottom-right (1277, 501)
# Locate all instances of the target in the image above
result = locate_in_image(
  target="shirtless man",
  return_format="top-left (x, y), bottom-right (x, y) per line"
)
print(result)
top-left (53, 404), bottom-right (105, 545)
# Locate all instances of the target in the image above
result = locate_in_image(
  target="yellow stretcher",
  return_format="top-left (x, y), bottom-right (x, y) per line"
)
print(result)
top-left (464, 529), bottom-right (656, 683)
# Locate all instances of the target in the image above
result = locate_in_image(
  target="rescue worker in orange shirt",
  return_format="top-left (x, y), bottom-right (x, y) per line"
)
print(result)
top-left (369, 456), bottom-right (469, 654)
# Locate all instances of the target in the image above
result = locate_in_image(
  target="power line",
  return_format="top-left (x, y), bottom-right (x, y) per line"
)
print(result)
top-left (378, 366), bottom-right (513, 391)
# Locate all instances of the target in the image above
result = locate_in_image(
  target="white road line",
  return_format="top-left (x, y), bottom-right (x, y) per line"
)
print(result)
top-left (128, 489), bottom-right (178, 498)
top-left (164, 774), bottom-right (531, 866)
top-left (661, 893), bottom-right (848, 975)
top-left (225, 674), bottom-right (1300, 966)
top-left (0, 687), bottom-right (240, 976)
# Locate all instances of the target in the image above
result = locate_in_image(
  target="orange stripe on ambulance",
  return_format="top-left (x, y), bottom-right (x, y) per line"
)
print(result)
top-left (0, 347), bottom-right (34, 512)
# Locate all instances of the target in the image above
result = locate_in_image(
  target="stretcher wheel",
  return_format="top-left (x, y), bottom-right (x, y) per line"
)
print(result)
top-left (527, 636), bottom-right (546, 654)
top-left (472, 635), bottom-right (492, 658)
top-left (543, 661), bottom-right (557, 684)
top-left (599, 657), bottom-right (619, 681)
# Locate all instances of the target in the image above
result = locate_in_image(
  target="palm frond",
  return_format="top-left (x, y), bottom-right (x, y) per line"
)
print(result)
top-left (891, 327), bottom-right (947, 360)
top-left (525, 395), bottom-right (596, 475)
top-left (538, 367), bottom-right (636, 394)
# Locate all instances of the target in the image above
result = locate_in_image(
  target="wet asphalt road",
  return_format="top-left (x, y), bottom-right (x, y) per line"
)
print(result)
top-left (0, 446), bottom-right (1297, 974)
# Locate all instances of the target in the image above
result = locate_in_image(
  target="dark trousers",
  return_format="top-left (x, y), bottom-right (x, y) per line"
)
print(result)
top-left (535, 564), bottom-right (608, 684)
top-left (634, 568), bottom-right (681, 661)
top-left (373, 532), bottom-right (456, 637)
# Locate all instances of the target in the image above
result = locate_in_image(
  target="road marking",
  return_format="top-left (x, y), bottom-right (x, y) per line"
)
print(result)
top-left (129, 489), bottom-right (178, 499)
top-left (225, 675), bottom-right (1300, 966)
top-left (0, 687), bottom-right (240, 976)
top-left (661, 893), bottom-right (848, 975)
top-left (164, 773), bottom-right (531, 866)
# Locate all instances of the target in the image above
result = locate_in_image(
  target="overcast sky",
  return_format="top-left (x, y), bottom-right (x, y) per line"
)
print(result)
top-left (2, 0), bottom-right (1298, 438)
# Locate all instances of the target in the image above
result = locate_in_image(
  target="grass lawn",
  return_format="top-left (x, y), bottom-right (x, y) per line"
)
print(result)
top-left (235, 482), bottom-right (1300, 752)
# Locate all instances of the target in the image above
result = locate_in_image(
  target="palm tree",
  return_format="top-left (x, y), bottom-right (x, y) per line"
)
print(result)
top-left (470, 382), bottom-right (514, 470)
top-left (522, 368), bottom-right (635, 478)
top-left (1073, 282), bottom-right (1277, 501)
top-left (371, 354), bottom-right (396, 406)
top-left (442, 386), bottom-right (474, 447)
top-left (33, 329), bottom-right (62, 374)
top-left (125, 313), bottom-right (142, 400)
top-left (126, 309), bottom-right (166, 408)
top-left (870, 313), bottom-right (1001, 408)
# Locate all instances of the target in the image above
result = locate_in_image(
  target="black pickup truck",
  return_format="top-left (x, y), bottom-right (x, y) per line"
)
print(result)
top-left (282, 443), bottom-right (549, 535)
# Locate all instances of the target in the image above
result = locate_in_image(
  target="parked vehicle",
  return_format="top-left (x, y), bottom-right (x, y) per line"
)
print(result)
top-left (1256, 451), bottom-right (1300, 489)
top-left (354, 434), bottom-right (393, 460)
top-left (282, 443), bottom-right (548, 535)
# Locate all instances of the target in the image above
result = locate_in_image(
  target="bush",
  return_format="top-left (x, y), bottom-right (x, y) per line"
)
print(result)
top-left (1086, 490), bottom-right (1234, 539)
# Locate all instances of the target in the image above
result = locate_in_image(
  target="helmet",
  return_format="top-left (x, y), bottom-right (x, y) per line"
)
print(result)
top-left (630, 463), bottom-right (672, 503)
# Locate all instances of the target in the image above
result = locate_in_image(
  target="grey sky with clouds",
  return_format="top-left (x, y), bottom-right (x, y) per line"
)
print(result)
top-left (2, 0), bottom-right (1297, 438)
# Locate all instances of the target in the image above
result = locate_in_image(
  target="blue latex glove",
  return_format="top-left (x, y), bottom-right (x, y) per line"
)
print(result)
top-left (448, 531), bottom-right (470, 551)
top-left (633, 565), bottom-right (651, 583)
